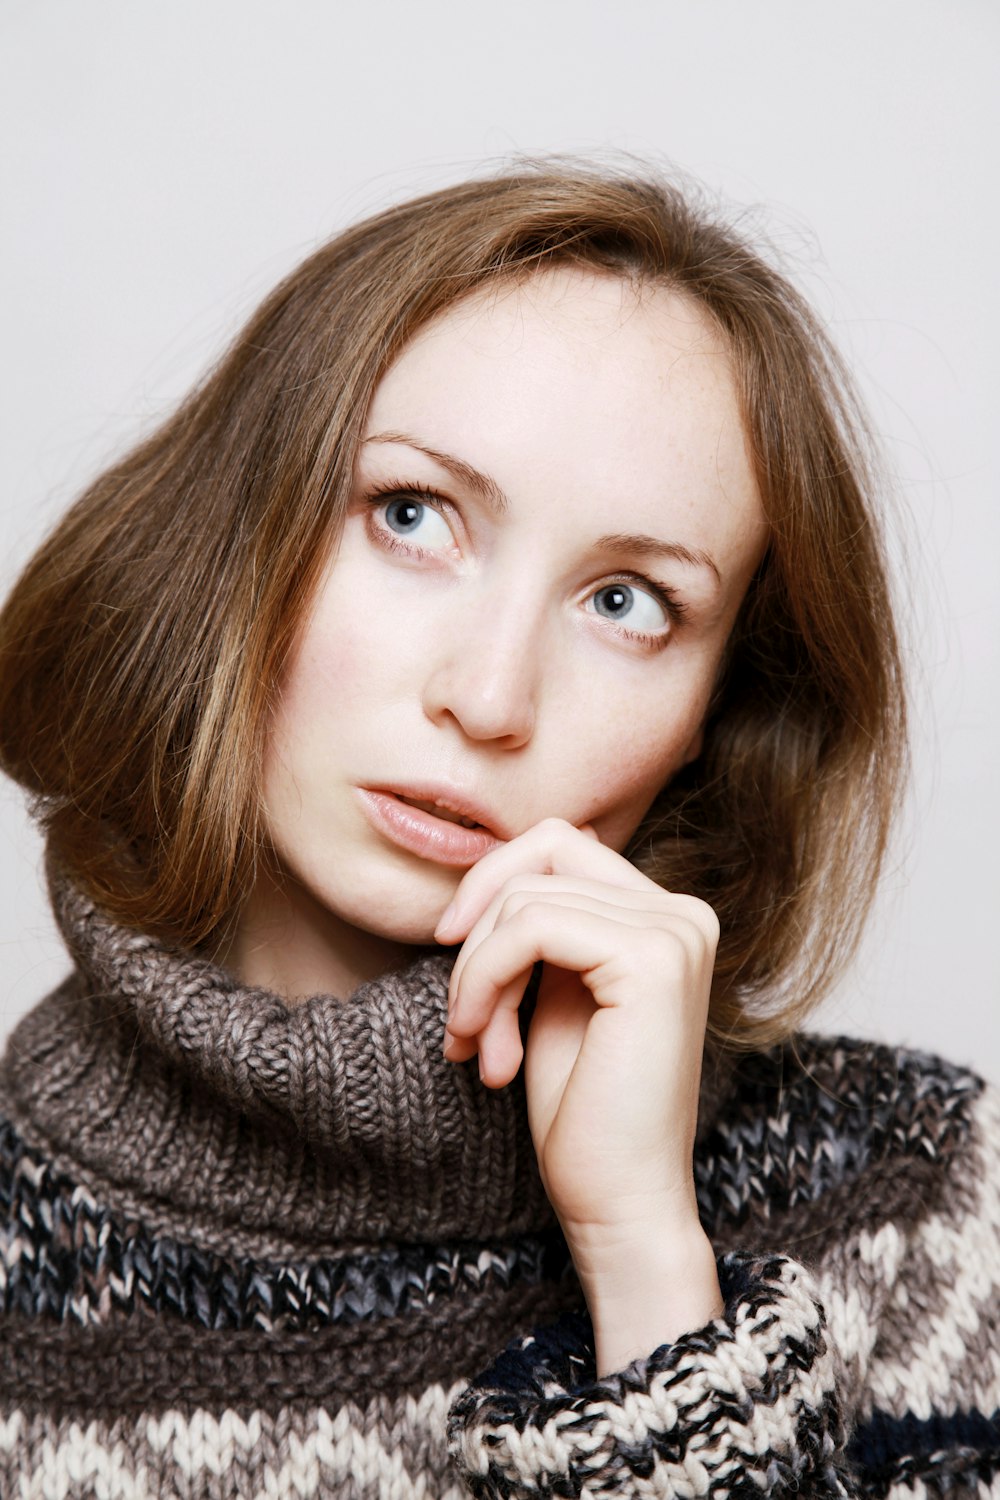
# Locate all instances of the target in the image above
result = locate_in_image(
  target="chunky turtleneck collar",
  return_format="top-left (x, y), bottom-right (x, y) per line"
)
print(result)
top-left (0, 875), bottom-right (558, 1259)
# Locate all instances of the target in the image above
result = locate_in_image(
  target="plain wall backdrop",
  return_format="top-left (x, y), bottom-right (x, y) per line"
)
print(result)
top-left (2, 0), bottom-right (998, 1073)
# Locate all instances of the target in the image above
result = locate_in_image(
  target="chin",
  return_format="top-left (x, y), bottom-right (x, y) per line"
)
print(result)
top-left (323, 876), bottom-right (451, 947)
top-left (364, 910), bottom-right (442, 946)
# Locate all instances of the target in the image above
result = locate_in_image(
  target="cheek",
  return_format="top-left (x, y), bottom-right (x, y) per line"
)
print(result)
top-left (290, 626), bottom-right (371, 719)
top-left (564, 700), bottom-right (705, 850)
top-left (260, 628), bottom-right (374, 834)
top-left (277, 590), bottom-right (398, 738)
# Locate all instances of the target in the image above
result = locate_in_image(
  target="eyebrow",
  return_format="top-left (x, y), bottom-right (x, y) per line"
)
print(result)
top-left (594, 532), bottom-right (721, 583)
top-left (363, 430), bottom-right (721, 583)
top-left (366, 431), bottom-right (509, 515)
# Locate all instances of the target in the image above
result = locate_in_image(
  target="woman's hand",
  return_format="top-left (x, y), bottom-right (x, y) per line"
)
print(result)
top-left (434, 817), bottom-right (724, 1372)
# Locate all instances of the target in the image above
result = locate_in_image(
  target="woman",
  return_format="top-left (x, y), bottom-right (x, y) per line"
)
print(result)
top-left (0, 164), bottom-right (996, 1497)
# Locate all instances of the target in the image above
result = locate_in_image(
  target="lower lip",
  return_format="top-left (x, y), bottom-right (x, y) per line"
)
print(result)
top-left (357, 789), bottom-right (505, 866)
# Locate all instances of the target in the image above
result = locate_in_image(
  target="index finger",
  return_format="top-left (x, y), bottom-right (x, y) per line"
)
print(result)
top-left (433, 816), bottom-right (661, 943)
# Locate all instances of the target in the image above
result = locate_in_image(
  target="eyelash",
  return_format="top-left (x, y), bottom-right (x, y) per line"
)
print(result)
top-left (360, 480), bottom-right (690, 650)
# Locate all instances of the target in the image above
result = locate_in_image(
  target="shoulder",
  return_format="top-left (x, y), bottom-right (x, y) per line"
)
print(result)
top-left (697, 1033), bottom-right (998, 1243)
top-left (723, 1031), bottom-right (986, 1154)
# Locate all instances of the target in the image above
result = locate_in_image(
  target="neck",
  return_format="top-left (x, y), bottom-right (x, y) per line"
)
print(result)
top-left (213, 855), bottom-right (424, 1002)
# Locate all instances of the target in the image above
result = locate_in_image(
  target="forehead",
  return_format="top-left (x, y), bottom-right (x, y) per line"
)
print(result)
top-left (363, 265), bottom-right (763, 560)
top-left (376, 263), bottom-right (736, 410)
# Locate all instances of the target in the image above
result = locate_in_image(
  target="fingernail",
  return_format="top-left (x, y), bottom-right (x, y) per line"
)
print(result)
top-left (435, 902), bottom-right (457, 940)
top-left (443, 1029), bottom-right (457, 1060)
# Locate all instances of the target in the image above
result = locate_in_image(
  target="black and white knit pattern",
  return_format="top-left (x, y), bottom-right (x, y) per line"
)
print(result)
top-left (449, 1252), bottom-right (852, 1498)
top-left (0, 1120), bottom-right (570, 1331)
top-left (442, 1043), bottom-right (1000, 1498)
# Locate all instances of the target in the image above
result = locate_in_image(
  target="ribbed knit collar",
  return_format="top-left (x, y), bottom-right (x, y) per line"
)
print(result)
top-left (0, 874), bottom-right (558, 1258)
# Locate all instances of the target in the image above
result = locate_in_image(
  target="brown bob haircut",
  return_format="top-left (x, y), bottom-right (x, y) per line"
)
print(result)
top-left (0, 161), bottom-right (906, 1047)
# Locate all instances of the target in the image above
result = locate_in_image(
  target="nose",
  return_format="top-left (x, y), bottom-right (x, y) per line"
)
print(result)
top-left (421, 583), bottom-right (543, 748)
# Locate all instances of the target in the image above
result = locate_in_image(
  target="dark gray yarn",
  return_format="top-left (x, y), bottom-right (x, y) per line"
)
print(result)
top-left (0, 874), bottom-right (558, 1255)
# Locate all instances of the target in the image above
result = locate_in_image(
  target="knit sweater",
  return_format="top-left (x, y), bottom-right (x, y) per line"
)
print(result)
top-left (1, 877), bottom-right (999, 1498)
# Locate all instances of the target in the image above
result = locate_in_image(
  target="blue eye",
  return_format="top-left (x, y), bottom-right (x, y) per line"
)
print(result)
top-left (592, 582), bottom-right (669, 633)
top-left (382, 497), bottom-right (453, 547)
top-left (384, 497), bottom-right (421, 532)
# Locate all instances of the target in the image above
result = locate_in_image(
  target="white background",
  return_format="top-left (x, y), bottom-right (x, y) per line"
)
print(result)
top-left (1, 1), bottom-right (998, 1074)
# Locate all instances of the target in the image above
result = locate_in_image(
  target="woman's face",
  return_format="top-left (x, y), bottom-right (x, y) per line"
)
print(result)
top-left (255, 266), bottom-right (768, 977)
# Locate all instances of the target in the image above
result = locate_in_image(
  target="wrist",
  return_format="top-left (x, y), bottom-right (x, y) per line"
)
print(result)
top-left (566, 1219), bottom-right (723, 1379)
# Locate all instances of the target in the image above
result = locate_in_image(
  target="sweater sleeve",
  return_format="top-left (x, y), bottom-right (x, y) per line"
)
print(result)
top-left (446, 1250), bottom-right (858, 1498)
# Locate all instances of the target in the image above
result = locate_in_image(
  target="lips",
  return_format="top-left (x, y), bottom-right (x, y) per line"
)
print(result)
top-left (369, 783), bottom-right (512, 840)
top-left (356, 786), bottom-right (507, 867)
top-left (396, 796), bottom-right (483, 829)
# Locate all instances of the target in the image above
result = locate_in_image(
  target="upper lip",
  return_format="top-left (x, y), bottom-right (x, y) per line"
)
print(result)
top-left (364, 781), bottom-right (514, 840)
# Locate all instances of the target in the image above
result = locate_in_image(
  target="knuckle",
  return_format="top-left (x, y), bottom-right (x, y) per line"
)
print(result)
top-left (495, 890), bottom-right (547, 928)
top-left (492, 878), bottom-right (538, 925)
top-left (651, 928), bottom-right (693, 972)
top-left (497, 890), bottom-right (529, 923)
top-left (672, 894), bottom-right (721, 946)
top-left (510, 898), bottom-right (548, 927)
top-left (647, 919), bottom-right (716, 982)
